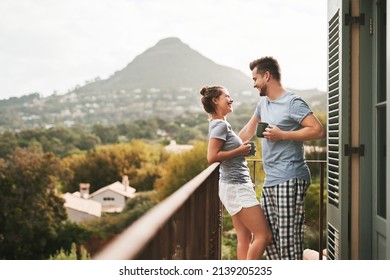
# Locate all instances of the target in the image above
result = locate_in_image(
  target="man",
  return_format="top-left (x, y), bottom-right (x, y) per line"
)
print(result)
top-left (239, 56), bottom-right (325, 260)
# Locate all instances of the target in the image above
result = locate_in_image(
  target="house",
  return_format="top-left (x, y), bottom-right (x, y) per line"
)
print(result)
top-left (62, 192), bottom-right (101, 223)
top-left (62, 176), bottom-right (136, 223)
top-left (327, 0), bottom-right (389, 259)
top-left (89, 176), bottom-right (136, 213)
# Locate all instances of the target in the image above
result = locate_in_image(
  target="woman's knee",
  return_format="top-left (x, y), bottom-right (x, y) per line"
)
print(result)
top-left (253, 229), bottom-right (272, 245)
top-left (235, 228), bottom-right (252, 245)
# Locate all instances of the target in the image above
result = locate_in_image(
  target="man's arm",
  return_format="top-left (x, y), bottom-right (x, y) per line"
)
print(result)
top-left (264, 113), bottom-right (325, 141)
top-left (238, 115), bottom-right (260, 142)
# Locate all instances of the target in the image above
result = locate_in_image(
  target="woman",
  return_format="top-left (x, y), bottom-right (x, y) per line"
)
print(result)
top-left (200, 85), bottom-right (272, 260)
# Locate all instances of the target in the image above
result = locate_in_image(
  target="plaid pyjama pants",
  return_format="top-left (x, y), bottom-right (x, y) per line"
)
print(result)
top-left (260, 178), bottom-right (309, 260)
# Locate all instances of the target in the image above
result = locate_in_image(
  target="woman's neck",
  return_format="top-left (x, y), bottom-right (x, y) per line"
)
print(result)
top-left (211, 113), bottom-right (226, 120)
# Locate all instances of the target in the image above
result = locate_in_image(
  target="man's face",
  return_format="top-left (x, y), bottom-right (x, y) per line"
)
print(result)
top-left (252, 67), bottom-right (267, 97)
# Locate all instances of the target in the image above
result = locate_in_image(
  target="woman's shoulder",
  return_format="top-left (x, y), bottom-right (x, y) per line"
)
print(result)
top-left (210, 119), bottom-right (229, 127)
top-left (209, 119), bottom-right (232, 134)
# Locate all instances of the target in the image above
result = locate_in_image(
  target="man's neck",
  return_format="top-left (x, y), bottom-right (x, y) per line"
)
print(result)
top-left (267, 85), bottom-right (286, 101)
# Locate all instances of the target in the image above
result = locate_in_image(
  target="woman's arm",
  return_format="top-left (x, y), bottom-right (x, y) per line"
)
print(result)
top-left (207, 138), bottom-right (251, 164)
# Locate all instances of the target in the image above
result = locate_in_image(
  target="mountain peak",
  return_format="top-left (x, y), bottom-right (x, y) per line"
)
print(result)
top-left (155, 37), bottom-right (183, 46)
top-left (79, 37), bottom-right (252, 93)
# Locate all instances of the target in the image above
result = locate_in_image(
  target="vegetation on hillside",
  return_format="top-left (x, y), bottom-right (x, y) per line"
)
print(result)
top-left (0, 109), bottom-right (327, 260)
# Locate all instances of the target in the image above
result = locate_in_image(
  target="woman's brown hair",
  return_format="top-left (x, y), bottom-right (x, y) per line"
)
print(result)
top-left (199, 85), bottom-right (225, 114)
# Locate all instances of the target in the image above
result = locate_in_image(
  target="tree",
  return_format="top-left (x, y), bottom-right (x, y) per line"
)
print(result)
top-left (62, 140), bottom-right (169, 193)
top-left (49, 243), bottom-right (90, 260)
top-left (92, 124), bottom-right (119, 144)
top-left (0, 131), bottom-right (18, 158)
top-left (0, 147), bottom-right (70, 259)
top-left (82, 192), bottom-right (158, 256)
top-left (155, 141), bottom-right (209, 199)
top-left (175, 126), bottom-right (204, 144)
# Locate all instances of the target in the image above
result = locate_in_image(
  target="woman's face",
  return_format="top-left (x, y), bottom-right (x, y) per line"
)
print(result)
top-left (214, 89), bottom-right (234, 115)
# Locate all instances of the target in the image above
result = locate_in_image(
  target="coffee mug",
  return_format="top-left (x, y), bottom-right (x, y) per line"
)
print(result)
top-left (256, 122), bottom-right (269, 138)
top-left (247, 141), bottom-right (256, 156)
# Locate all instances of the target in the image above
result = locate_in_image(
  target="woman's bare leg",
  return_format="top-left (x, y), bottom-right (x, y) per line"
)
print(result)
top-left (234, 205), bottom-right (272, 260)
top-left (231, 215), bottom-right (252, 260)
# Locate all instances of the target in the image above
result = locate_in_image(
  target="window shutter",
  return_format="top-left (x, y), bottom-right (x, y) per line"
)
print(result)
top-left (327, 0), bottom-right (351, 260)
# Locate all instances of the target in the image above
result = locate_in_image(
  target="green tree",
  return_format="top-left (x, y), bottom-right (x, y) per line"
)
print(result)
top-left (92, 124), bottom-right (119, 144)
top-left (155, 141), bottom-right (209, 200)
top-left (76, 133), bottom-right (101, 151)
top-left (49, 243), bottom-right (90, 260)
top-left (0, 147), bottom-right (69, 259)
top-left (0, 131), bottom-right (18, 158)
top-left (175, 127), bottom-right (204, 144)
top-left (82, 192), bottom-right (158, 256)
top-left (0, 126), bottom-right (101, 158)
top-left (62, 140), bottom-right (168, 193)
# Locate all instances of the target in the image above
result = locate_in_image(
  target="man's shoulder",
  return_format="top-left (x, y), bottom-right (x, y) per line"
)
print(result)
top-left (284, 91), bottom-right (301, 100)
top-left (284, 92), bottom-right (310, 106)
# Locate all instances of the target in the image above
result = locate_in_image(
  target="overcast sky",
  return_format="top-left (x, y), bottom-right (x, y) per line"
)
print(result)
top-left (0, 0), bottom-right (327, 100)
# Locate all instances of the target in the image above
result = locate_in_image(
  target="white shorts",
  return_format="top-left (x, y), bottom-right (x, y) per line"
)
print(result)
top-left (219, 180), bottom-right (260, 216)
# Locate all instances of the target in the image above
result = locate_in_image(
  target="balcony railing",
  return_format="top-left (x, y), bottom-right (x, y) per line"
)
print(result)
top-left (94, 162), bottom-right (222, 260)
top-left (93, 159), bottom-right (326, 260)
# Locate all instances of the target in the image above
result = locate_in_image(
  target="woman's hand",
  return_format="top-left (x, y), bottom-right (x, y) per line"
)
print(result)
top-left (207, 139), bottom-right (253, 163)
top-left (239, 141), bottom-right (252, 156)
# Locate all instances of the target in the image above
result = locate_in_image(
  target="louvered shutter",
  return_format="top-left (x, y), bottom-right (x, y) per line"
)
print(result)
top-left (327, 0), bottom-right (351, 260)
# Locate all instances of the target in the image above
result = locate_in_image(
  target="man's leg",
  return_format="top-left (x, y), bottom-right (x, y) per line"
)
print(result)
top-left (261, 180), bottom-right (299, 259)
top-left (260, 186), bottom-right (280, 259)
top-left (293, 179), bottom-right (309, 260)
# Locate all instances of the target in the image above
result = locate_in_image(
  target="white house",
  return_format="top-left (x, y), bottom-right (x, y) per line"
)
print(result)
top-left (62, 176), bottom-right (136, 223)
top-left (62, 192), bottom-right (101, 223)
top-left (89, 176), bottom-right (136, 213)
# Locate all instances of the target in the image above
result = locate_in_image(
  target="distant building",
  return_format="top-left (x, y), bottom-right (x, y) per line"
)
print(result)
top-left (164, 140), bottom-right (193, 154)
top-left (62, 176), bottom-right (136, 223)
top-left (62, 192), bottom-right (101, 223)
top-left (89, 176), bottom-right (136, 213)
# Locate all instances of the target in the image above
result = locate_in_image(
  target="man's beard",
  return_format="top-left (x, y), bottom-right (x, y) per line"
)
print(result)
top-left (259, 84), bottom-right (267, 97)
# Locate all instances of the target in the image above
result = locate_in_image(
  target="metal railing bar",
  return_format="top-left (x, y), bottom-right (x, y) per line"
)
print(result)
top-left (93, 162), bottom-right (220, 260)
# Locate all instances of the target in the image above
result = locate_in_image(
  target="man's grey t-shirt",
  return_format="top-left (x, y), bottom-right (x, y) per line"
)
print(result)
top-left (254, 92), bottom-right (312, 187)
top-left (208, 119), bottom-right (251, 184)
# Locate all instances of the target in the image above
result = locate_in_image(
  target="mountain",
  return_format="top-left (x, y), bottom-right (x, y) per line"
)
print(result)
top-left (78, 37), bottom-right (253, 93)
top-left (0, 37), bottom-right (326, 132)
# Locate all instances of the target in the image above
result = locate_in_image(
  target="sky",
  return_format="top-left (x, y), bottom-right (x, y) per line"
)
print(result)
top-left (0, 0), bottom-right (328, 100)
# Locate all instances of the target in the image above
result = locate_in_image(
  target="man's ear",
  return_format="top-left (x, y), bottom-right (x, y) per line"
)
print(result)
top-left (264, 71), bottom-right (270, 82)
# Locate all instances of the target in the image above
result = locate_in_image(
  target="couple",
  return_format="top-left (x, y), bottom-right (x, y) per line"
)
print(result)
top-left (200, 56), bottom-right (325, 260)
